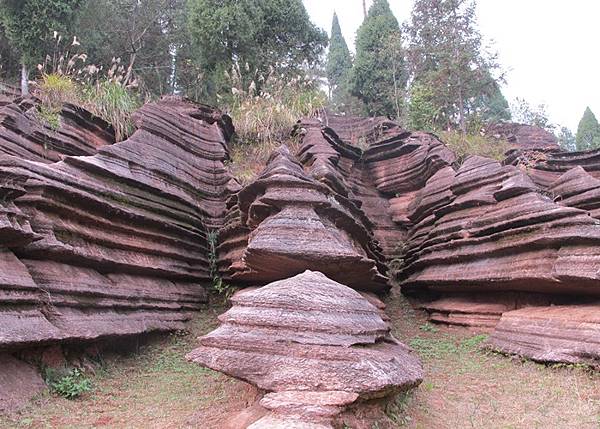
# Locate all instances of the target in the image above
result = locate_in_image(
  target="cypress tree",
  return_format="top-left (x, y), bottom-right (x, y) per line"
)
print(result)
top-left (349, 0), bottom-right (406, 118)
top-left (326, 12), bottom-right (352, 99)
top-left (575, 107), bottom-right (600, 151)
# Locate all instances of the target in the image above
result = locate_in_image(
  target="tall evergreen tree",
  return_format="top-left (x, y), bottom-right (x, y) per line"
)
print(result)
top-left (406, 0), bottom-right (503, 131)
top-left (326, 12), bottom-right (352, 100)
top-left (0, 0), bottom-right (81, 95)
top-left (349, 0), bottom-right (406, 118)
top-left (575, 107), bottom-right (600, 151)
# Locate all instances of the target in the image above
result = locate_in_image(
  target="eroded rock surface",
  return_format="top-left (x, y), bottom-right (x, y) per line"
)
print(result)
top-left (490, 304), bottom-right (600, 367)
top-left (0, 98), bottom-right (115, 162)
top-left (397, 155), bottom-right (600, 296)
top-left (485, 122), bottom-right (559, 150)
top-left (220, 144), bottom-right (388, 292)
top-left (505, 146), bottom-right (600, 188)
top-left (0, 353), bottom-right (45, 413)
top-left (0, 97), bottom-right (233, 349)
top-left (187, 270), bottom-right (423, 427)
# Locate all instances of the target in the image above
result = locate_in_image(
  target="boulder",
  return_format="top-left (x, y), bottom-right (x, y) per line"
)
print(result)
top-left (0, 353), bottom-right (46, 414)
top-left (187, 270), bottom-right (423, 427)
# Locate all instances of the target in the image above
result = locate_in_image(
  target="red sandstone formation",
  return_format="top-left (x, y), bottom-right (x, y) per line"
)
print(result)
top-left (397, 155), bottom-right (600, 296)
top-left (187, 270), bottom-right (423, 428)
top-left (220, 144), bottom-right (388, 292)
top-left (490, 304), bottom-right (600, 367)
top-left (318, 110), bottom-right (402, 147)
top-left (548, 166), bottom-right (600, 219)
top-left (485, 122), bottom-right (559, 150)
top-left (505, 146), bottom-right (600, 188)
top-left (0, 98), bottom-right (115, 162)
top-left (0, 97), bottom-right (233, 349)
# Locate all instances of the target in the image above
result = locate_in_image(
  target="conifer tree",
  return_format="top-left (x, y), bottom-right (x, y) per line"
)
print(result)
top-left (326, 12), bottom-right (352, 101)
top-left (575, 107), bottom-right (600, 151)
top-left (349, 0), bottom-right (406, 118)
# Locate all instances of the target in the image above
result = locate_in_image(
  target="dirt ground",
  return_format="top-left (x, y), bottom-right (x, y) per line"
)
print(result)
top-left (1, 292), bottom-right (599, 429)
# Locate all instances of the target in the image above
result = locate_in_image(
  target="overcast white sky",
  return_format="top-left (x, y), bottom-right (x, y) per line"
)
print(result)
top-left (303, 0), bottom-right (600, 131)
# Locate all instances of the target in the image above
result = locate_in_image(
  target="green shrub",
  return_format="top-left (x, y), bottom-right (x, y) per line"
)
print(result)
top-left (439, 130), bottom-right (511, 163)
top-left (47, 368), bottom-right (92, 399)
top-left (81, 80), bottom-right (141, 141)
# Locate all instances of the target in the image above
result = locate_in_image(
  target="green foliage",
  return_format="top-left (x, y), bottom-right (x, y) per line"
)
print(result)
top-left (510, 97), bottom-right (554, 131)
top-left (406, 0), bottom-right (504, 131)
top-left (326, 12), bottom-right (352, 106)
top-left (575, 107), bottom-right (600, 151)
top-left (187, 0), bottom-right (327, 101)
top-left (557, 126), bottom-right (577, 152)
top-left (409, 334), bottom-right (488, 360)
top-left (349, 0), bottom-right (406, 118)
top-left (37, 105), bottom-right (61, 131)
top-left (408, 82), bottom-right (437, 131)
top-left (46, 368), bottom-right (92, 399)
top-left (439, 130), bottom-right (511, 162)
top-left (228, 66), bottom-right (326, 147)
top-left (80, 80), bottom-right (140, 141)
top-left (0, 0), bottom-right (81, 66)
top-left (70, 0), bottom-right (180, 96)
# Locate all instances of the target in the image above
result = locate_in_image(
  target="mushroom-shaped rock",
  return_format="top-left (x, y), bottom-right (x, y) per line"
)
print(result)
top-left (186, 270), bottom-right (423, 427)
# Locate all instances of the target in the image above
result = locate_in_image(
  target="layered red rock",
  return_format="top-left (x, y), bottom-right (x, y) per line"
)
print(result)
top-left (489, 304), bottom-right (600, 367)
top-left (187, 270), bottom-right (423, 428)
top-left (420, 292), bottom-right (555, 328)
top-left (0, 98), bottom-right (115, 162)
top-left (548, 166), bottom-right (600, 219)
top-left (221, 144), bottom-right (388, 293)
top-left (0, 353), bottom-right (45, 413)
top-left (505, 147), bottom-right (600, 188)
top-left (484, 122), bottom-right (559, 150)
top-left (0, 97), bottom-right (234, 348)
top-left (296, 117), bottom-right (408, 261)
top-left (398, 156), bottom-right (600, 296)
top-left (317, 110), bottom-right (402, 147)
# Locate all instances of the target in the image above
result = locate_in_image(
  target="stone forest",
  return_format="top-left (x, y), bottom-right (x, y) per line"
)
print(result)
top-left (0, 91), bottom-right (598, 427)
top-left (0, 0), bottom-right (599, 428)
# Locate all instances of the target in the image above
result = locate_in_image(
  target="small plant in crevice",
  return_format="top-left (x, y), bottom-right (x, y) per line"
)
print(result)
top-left (206, 230), bottom-right (237, 300)
top-left (45, 367), bottom-right (92, 399)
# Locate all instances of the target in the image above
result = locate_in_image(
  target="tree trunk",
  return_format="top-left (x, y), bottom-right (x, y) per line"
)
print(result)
top-left (123, 51), bottom-right (137, 87)
top-left (20, 63), bottom-right (29, 96)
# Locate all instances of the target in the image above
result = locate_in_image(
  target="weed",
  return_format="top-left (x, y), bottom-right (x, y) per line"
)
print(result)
top-left (206, 230), bottom-right (237, 299)
top-left (409, 336), bottom-right (458, 360)
top-left (37, 105), bottom-right (61, 131)
top-left (419, 323), bottom-right (439, 333)
top-left (459, 334), bottom-right (488, 351)
top-left (46, 368), bottom-right (92, 399)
